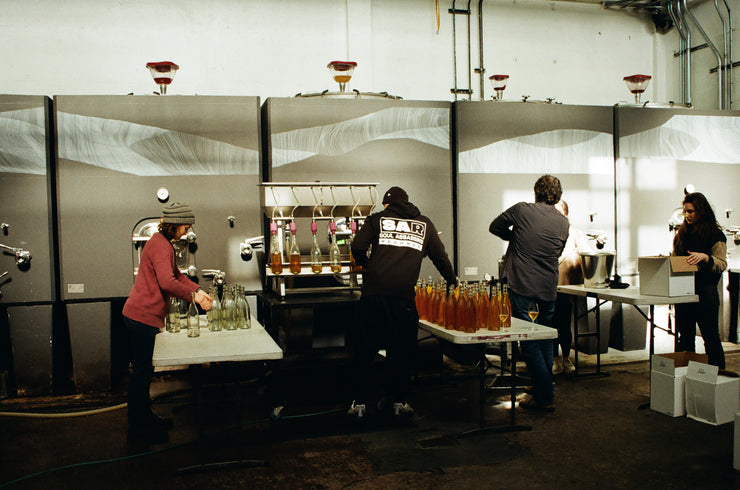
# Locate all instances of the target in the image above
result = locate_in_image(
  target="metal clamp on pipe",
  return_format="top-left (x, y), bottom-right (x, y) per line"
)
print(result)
top-left (239, 236), bottom-right (264, 261)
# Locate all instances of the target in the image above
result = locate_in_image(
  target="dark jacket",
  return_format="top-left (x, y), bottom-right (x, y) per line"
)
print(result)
top-left (351, 201), bottom-right (456, 301)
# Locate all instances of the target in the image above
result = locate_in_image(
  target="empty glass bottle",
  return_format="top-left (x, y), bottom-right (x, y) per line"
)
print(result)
top-left (167, 296), bottom-right (180, 333)
top-left (222, 286), bottom-right (237, 330)
top-left (208, 285), bottom-right (222, 332)
top-left (236, 286), bottom-right (251, 329)
top-left (310, 221), bottom-right (323, 273)
top-left (179, 298), bottom-right (189, 331)
top-left (187, 292), bottom-right (200, 338)
top-left (329, 222), bottom-right (341, 273)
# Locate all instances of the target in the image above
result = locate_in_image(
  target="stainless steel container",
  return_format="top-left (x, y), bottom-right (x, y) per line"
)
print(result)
top-left (580, 252), bottom-right (615, 288)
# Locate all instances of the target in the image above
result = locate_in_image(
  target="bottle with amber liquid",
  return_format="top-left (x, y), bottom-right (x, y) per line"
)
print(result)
top-left (502, 284), bottom-right (512, 329)
top-left (309, 221), bottom-right (323, 273)
top-left (288, 222), bottom-right (301, 274)
top-left (464, 283), bottom-right (476, 333)
top-left (417, 279), bottom-right (428, 320)
top-left (437, 282), bottom-right (447, 327)
top-left (348, 220), bottom-right (363, 272)
top-left (269, 222), bottom-right (283, 274)
top-left (455, 282), bottom-right (467, 331)
top-left (428, 281), bottom-right (439, 324)
top-left (477, 282), bottom-right (489, 330)
top-left (488, 283), bottom-right (500, 331)
top-left (415, 279), bottom-right (423, 314)
top-left (329, 222), bottom-right (342, 273)
top-left (445, 284), bottom-right (456, 330)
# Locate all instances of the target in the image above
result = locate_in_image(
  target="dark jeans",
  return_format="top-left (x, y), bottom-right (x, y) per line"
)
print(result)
top-left (553, 292), bottom-right (573, 359)
top-left (675, 285), bottom-right (725, 369)
top-left (124, 316), bottom-right (159, 425)
top-left (510, 292), bottom-right (555, 406)
top-left (349, 295), bottom-right (419, 405)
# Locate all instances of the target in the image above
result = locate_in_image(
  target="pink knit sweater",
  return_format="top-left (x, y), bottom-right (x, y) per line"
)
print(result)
top-left (122, 232), bottom-right (200, 329)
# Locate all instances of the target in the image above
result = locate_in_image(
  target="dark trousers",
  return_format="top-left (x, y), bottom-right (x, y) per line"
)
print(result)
top-left (349, 295), bottom-right (419, 405)
top-left (510, 292), bottom-right (555, 406)
top-left (553, 292), bottom-right (573, 359)
top-left (124, 316), bottom-right (159, 425)
top-left (675, 285), bottom-right (725, 369)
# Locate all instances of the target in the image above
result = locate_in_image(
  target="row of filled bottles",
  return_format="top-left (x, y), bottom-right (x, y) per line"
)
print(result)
top-left (416, 278), bottom-right (512, 333)
top-left (269, 220), bottom-right (363, 275)
top-left (165, 284), bottom-right (252, 337)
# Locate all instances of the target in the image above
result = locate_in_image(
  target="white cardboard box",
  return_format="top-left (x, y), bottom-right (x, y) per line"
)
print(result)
top-left (685, 360), bottom-right (740, 426)
top-left (650, 352), bottom-right (708, 417)
top-left (638, 256), bottom-right (696, 297)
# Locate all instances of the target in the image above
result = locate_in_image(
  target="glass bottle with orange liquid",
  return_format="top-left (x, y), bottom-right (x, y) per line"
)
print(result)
top-left (477, 281), bottom-right (489, 330)
top-left (415, 279), bottom-right (423, 315)
top-left (488, 283), bottom-right (500, 331)
top-left (465, 283), bottom-right (477, 333)
top-left (455, 281), bottom-right (468, 332)
top-left (437, 282), bottom-right (447, 327)
top-left (269, 222), bottom-right (283, 274)
top-left (310, 221), bottom-right (322, 273)
top-left (348, 220), bottom-right (363, 272)
top-left (501, 284), bottom-right (512, 329)
top-left (288, 222), bottom-right (301, 274)
top-left (445, 284), bottom-right (457, 330)
top-left (418, 279), bottom-right (429, 321)
top-left (328, 222), bottom-right (342, 273)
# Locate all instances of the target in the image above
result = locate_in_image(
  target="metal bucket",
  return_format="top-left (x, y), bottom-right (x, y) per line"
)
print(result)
top-left (579, 252), bottom-right (615, 288)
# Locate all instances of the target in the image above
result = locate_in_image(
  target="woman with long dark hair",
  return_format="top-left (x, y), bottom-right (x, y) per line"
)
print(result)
top-left (672, 192), bottom-right (727, 368)
top-left (123, 201), bottom-right (213, 444)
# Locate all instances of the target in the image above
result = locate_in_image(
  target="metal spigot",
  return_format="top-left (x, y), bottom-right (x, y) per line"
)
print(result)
top-left (240, 236), bottom-right (264, 261)
top-left (185, 231), bottom-right (197, 243)
top-left (0, 243), bottom-right (31, 266)
top-left (202, 269), bottom-right (226, 285)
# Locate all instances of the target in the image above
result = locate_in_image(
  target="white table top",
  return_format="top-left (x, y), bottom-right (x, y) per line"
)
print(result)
top-left (419, 317), bottom-right (557, 344)
top-left (153, 317), bottom-right (283, 367)
top-left (557, 284), bottom-right (699, 306)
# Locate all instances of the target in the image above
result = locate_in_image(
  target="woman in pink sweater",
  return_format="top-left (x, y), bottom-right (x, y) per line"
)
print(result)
top-left (123, 201), bottom-right (212, 445)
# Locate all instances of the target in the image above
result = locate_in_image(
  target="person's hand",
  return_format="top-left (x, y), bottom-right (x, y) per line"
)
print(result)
top-left (686, 250), bottom-right (709, 265)
top-left (194, 289), bottom-right (213, 311)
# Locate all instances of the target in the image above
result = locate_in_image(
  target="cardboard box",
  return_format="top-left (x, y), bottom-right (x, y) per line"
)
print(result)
top-left (685, 360), bottom-right (740, 426)
top-left (650, 352), bottom-right (708, 417)
top-left (638, 256), bottom-right (696, 297)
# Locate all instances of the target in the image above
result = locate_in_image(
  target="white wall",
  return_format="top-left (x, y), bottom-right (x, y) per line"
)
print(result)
top-left (2, 0), bottom-right (734, 108)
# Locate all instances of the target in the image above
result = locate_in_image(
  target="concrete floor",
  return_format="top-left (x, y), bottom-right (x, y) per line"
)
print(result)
top-left (2, 333), bottom-right (740, 489)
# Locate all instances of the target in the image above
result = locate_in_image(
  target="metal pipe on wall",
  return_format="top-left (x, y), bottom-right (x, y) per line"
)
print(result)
top-left (478, 0), bottom-right (485, 100)
top-left (668, 0), bottom-right (688, 105)
top-left (715, 0), bottom-right (733, 108)
top-left (713, 0), bottom-right (730, 108)
top-left (681, 0), bottom-right (724, 109)
top-left (675, 0), bottom-right (693, 107)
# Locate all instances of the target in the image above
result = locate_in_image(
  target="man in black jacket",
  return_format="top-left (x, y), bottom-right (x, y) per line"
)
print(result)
top-left (349, 186), bottom-right (456, 421)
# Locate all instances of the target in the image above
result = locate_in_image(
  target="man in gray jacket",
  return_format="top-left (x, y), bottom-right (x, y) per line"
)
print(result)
top-left (489, 175), bottom-right (569, 411)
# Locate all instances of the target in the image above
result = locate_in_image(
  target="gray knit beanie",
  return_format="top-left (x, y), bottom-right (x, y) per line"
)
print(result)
top-left (161, 201), bottom-right (195, 224)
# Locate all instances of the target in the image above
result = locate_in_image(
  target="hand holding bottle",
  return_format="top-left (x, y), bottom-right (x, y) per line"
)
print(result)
top-left (194, 289), bottom-right (213, 311)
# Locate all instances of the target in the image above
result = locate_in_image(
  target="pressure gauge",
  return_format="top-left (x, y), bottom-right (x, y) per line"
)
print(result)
top-left (156, 187), bottom-right (169, 202)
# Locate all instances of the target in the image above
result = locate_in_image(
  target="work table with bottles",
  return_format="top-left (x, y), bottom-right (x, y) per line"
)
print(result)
top-left (153, 316), bottom-right (282, 367)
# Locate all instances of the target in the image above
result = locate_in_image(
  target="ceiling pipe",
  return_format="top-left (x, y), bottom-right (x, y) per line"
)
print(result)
top-left (681, 0), bottom-right (724, 109)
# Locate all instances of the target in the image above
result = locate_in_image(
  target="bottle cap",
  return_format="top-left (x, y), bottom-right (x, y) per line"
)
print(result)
top-left (270, 222), bottom-right (277, 234)
top-left (329, 222), bottom-right (337, 233)
top-left (290, 222), bottom-right (296, 233)
top-left (350, 221), bottom-right (356, 233)
top-left (311, 221), bottom-right (318, 234)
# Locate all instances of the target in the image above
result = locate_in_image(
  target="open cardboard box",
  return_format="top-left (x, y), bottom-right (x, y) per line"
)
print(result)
top-left (638, 256), bottom-right (696, 297)
top-left (650, 352), bottom-right (708, 417)
top-left (685, 360), bottom-right (739, 426)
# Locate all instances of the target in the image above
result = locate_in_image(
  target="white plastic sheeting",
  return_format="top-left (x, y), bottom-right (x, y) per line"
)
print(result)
top-left (0, 108), bottom-right (47, 175)
top-left (459, 129), bottom-right (613, 174)
top-left (270, 106), bottom-right (449, 167)
top-left (56, 112), bottom-right (260, 176)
